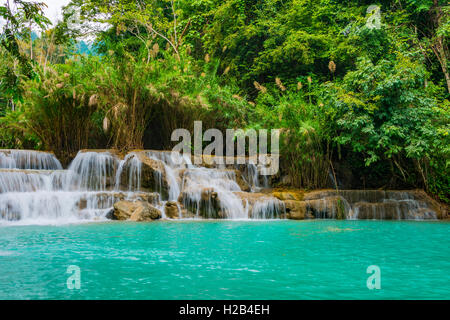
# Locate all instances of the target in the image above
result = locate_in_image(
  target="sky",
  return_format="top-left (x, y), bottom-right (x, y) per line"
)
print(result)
top-left (41, 0), bottom-right (71, 24)
top-left (0, 0), bottom-right (70, 27)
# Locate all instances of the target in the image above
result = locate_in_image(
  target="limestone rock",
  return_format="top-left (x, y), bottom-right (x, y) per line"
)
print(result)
top-left (164, 201), bottom-right (180, 219)
top-left (284, 200), bottom-right (307, 220)
top-left (130, 204), bottom-right (162, 222)
top-left (113, 200), bottom-right (161, 221)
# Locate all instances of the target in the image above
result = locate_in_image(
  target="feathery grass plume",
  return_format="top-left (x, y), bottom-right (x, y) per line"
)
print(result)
top-left (253, 81), bottom-right (267, 93)
top-left (232, 94), bottom-right (242, 100)
top-left (223, 66), bottom-right (230, 75)
top-left (297, 82), bottom-right (303, 90)
top-left (103, 117), bottom-right (110, 133)
top-left (328, 61), bottom-right (336, 73)
top-left (112, 103), bottom-right (128, 119)
top-left (151, 43), bottom-right (159, 58)
top-left (307, 76), bottom-right (312, 84)
top-left (205, 54), bottom-right (210, 63)
top-left (56, 83), bottom-right (64, 89)
top-left (63, 73), bottom-right (70, 78)
top-left (275, 77), bottom-right (286, 91)
top-left (201, 72), bottom-right (206, 77)
top-left (249, 101), bottom-right (255, 106)
top-left (222, 46), bottom-right (227, 52)
top-left (89, 94), bottom-right (98, 107)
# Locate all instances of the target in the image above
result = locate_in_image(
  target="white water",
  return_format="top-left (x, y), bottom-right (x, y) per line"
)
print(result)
top-left (0, 149), bottom-right (283, 224)
top-left (0, 150), bottom-right (62, 170)
top-left (3, 150), bottom-right (435, 224)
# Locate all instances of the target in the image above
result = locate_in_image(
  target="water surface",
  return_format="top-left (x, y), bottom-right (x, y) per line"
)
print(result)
top-left (0, 220), bottom-right (448, 299)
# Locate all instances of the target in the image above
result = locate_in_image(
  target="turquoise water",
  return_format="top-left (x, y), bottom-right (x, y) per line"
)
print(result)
top-left (0, 220), bottom-right (449, 300)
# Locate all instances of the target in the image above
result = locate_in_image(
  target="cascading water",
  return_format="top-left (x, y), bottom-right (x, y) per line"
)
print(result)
top-left (0, 150), bottom-right (129, 225)
top-left (180, 168), bottom-right (246, 219)
top-left (68, 151), bottom-right (119, 191)
top-left (2, 149), bottom-right (436, 224)
top-left (303, 190), bottom-right (439, 220)
top-left (0, 149), bottom-right (284, 224)
top-left (0, 150), bottom-right (62, 170)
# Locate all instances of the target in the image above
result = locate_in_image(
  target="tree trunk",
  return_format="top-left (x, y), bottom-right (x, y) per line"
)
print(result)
top-left (432, 0), bottom-right (450, 93)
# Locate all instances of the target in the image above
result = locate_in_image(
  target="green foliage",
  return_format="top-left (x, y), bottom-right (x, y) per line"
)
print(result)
top-left (94, 50), bottom-right (250, 151)
top-left (249, 83), bottom-right (331, 189)
top-left (321, 53), bottom-right (449, 198)
top-left (19, 57), bottom-right (104, 161)
top-left (0, 0), bottom-right (449, 202)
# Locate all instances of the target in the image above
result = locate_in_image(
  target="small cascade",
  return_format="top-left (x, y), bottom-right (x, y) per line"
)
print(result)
top-left (0, 150), bottom-right (62, 170)
top-left (304, 190), bottom-right (438, 220)
top-left (180, 168), bottom-right (245, 219)
top-left (68, 151), bottom-right (119, 191)
top-left (249, 198), bottom-right (286, 220)
top-left (2, 149), bottom-right (437, 224)
top-left (115, 152), bottom-right (142, 191)
top-left (145, 151), bottom-right (189, 201)
top-left (0, 169), bottom-right (70, 193)
top-left (0, 150), bottom-right (136, 225)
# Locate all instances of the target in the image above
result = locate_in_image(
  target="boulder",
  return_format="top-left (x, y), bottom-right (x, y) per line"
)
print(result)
top-left (284, 200), bottom-right (307, 220)
top-left (130, 204), bottom-right (162, 222)
top-left (113, 200), bottom-right (161, 221)
top-left (164, 201), bottom-right (180, 219)
top-left (113, 201), bottom-right (137, 220)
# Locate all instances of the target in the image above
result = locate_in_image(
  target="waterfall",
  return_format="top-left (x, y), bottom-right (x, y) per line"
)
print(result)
top-left (180, 168), bottom-right (245, 219)
top-left (0, 150), bottom-right (62, 170)
top-left (0, 150), bottom-right (126, 225)
top-left (68, 151), bottom-right (119, 191)
top-left (3, 149), bottom-right (436, 224)
top-left (304, 190), bottom-right (438, 220)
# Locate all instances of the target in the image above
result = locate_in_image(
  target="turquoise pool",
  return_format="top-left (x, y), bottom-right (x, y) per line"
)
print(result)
top-left (0, 220), bottom-right (448, 299)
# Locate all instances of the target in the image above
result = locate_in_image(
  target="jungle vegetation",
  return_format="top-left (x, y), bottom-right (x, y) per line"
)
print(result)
top-left (0, 0), bottom-right (449, 202)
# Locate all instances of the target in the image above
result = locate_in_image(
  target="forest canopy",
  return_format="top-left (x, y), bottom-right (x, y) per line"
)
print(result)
top-left (0, 0), bottom-right (449, 202)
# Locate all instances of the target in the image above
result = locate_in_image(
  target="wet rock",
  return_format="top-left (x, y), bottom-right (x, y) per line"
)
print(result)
top-left (304, 196), bottom-right (349, 219)
top-left (105, 208), bottom-right (115, 220)
top-left (234, 192), bottom-right (285, 219)
top-left (120, 152), bottom-right (170, 199)
top-left (303, 189), bottom-right (442, 220)
top-left (179, 188), bottom-right (225, 219)
top-left (284, 200), bottom-right (307, 220)
top-left (130, 203), bottom-right (162, 222)
top-left (269, 188), bottom-right (305, 201)
top-left (113, 200), bottom-right (161, 221)
top-left (164, 201), bottom-right (180, 219)
top-left (113, 201), bottom-right (137, 220)
top-left (232, 170), bottom-right (251, 192)
top-left (352, 201), bottom-right (437, 220)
